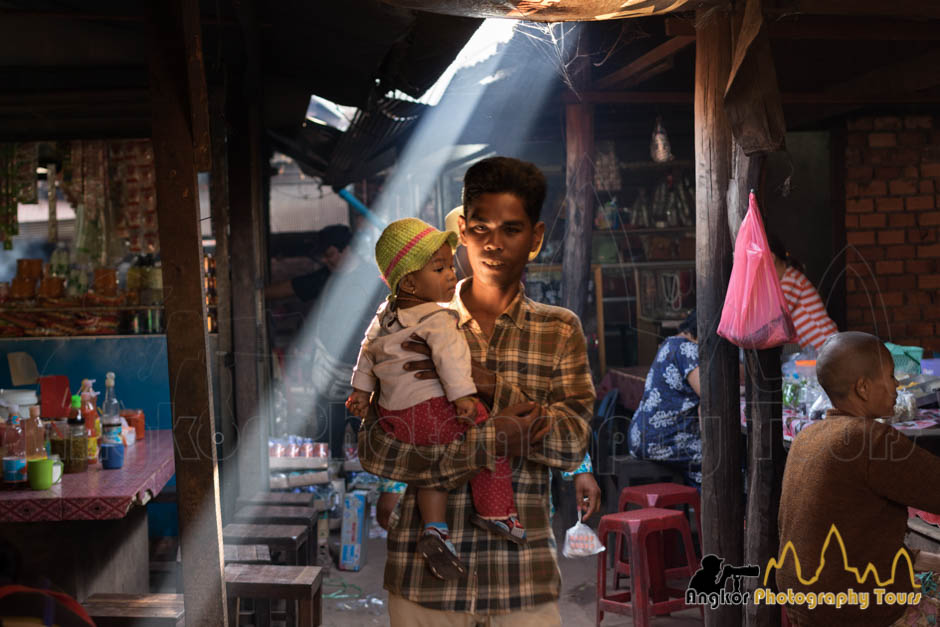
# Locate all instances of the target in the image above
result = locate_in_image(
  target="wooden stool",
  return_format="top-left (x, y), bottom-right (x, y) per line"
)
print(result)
top-left (234, 505), bottom-right (318, 564)
top-left (236, 491), bottom-right (314, 509)
top-left (225, 544), bottom-right (272, 564)
top-left (83, 593), bottom-right (184, 627)
top-left (225, 563), bottom-right (322, 627)
top-left (223, 523), bottom-right (310, 566)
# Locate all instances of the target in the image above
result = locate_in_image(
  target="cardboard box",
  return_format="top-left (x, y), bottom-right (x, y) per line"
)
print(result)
top-left (339, 490), bottom-right (370, 571)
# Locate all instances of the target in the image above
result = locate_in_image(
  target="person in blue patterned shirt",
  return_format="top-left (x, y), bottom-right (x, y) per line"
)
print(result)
top-left (628, 310), bottom-right (702, 485)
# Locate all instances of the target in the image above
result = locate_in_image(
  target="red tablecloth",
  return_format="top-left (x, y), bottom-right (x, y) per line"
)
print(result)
top-left (597, 366), bottom-right (650, 412)
top-left (0, 430), bottom-right (175, 522)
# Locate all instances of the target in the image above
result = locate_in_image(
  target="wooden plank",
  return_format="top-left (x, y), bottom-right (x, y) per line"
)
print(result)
top-left (595, 36), bottom-right (694, 90)
top-left (178, 0), bottom-right (211, 171)
top-left (694, 9), bottom-right (744, 627)
top-left (563, 91), bottom-right (692, 105)
top-left (561, 43), bottom-right (594, 323)
top-left (570, 91), bottom-right (940, 106)
top-left (224, 564), bottom-right (322, 600)
top-left (148, 2), bottom-right (227, 625)
top-left (667, 15), bottom-right (940, 39)
top-left (785, 0), bottom-right (940, 19)
top-left (237, 492), bottom-right (315, 507)
top-left (744, 347), bottom-right (784, 627)
top-left (209, 86), bottom-right (238, 524)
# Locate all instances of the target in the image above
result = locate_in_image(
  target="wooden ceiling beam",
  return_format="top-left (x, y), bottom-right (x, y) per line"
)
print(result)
top-left (594, 36), bottom-right (694, 90)
top-left (567, 90), bottom-right (940, 105)
top-left (667, 16), bottom-right (940, 39)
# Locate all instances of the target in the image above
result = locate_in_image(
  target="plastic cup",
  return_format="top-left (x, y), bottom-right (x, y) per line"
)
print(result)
top-left (28, 456), bottom-right (63, 490)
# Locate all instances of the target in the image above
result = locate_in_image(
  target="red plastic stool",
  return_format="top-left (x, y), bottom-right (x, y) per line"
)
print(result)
top-left (614, 482), bottom-right (702, 584)
top-left (596, 508), bottom-right (700, 627)
top-left (619, 482), bottom-right (702, 542)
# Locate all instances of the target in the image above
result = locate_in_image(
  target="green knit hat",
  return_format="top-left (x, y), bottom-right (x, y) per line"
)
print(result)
top-left (375, 218), bottom-right (458, 299)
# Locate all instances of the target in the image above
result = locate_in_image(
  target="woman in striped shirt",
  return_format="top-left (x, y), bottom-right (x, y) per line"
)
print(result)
top-left (768, 235), bottom-right (838, 352)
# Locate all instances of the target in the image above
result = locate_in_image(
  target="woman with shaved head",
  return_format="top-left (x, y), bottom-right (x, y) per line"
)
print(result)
top-left (776, 332), bottom-right (940, 626)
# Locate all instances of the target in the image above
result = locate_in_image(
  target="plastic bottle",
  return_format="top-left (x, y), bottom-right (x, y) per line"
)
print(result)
top-left (25, 405), bottom-right (46, 461)
top-left (79, 380), bottom-right (100, 464)
top-left (101, 373), bottom-right (122, 445)
top-left (68, 394), bottom-right (81, 420)
top-left (2, 408), bottom-right (27, 488)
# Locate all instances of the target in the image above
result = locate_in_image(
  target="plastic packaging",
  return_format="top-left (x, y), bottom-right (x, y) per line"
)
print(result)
top-left (717, 192), bottom-right (797, 349)
top-left (893, 390), bottom-right (917, 424)
top-left (25, 405), bottom-right (46, 460)
top-left (562, 510), bottom-right (606, 558)
top-left (2, 410), bottom-right (27, 487)
top-left (807, 388), bottom-right (832, 421)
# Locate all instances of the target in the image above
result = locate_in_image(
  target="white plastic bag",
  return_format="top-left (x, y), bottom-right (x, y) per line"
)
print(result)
top-left (562, 510), bottom-right (605, 558)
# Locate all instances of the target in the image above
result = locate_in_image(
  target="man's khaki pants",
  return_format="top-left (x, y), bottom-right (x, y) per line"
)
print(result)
top-left (388, 593), bottom-right (562, 627)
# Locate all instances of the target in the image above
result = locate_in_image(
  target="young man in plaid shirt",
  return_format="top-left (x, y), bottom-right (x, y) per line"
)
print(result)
top-left (359, 156), bottom-right (595, 626)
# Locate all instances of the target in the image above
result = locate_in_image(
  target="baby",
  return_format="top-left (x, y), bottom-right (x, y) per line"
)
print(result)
top-left (346, 217), bottom-right (525, 582)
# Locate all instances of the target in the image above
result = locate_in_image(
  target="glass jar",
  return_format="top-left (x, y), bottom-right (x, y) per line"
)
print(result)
top-left (65, 419), bottom-right (88, 474)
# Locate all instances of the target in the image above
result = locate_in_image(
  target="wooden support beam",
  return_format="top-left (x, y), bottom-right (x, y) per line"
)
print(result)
top-left (594, 36), bottom-right (694, 90)
top-left (178, 0), bottom-right (211, 172)
top-left (227, 69), bottom-right (268, 497)
top-left (668, 15), bottom-right (940, 39)
top-left (209, 87), bottom-right (238, 524)
top-left (744, 347), bottom-right (784, 627)
top-left (568, 90), bottom-right (940, 106)
top-left (694, 10), bottom-right (744, 627)
top-left (148, 1), bottom-right (226, 625)
top-left (561, 38), bottom-right (595, 324)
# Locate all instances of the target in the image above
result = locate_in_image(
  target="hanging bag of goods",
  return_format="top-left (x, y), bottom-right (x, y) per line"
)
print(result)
top-left (717, 191), bottom-right (797, 349)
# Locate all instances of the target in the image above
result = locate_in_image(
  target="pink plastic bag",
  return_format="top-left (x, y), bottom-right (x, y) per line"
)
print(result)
top-left (717, 192), bottom-right (797, 349)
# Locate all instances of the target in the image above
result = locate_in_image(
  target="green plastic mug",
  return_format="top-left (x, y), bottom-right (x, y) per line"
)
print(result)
top-left (27, 456), bottom-right (63, 491)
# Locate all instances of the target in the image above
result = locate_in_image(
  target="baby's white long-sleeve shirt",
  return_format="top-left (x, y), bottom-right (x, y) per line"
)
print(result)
top-left (350, 301), bottom-right (477, 411)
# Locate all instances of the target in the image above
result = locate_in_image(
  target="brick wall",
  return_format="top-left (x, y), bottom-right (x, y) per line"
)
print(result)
top-left (844, 114), bottom-right (940, 353)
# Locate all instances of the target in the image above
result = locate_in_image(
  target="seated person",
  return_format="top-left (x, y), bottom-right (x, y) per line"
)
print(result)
top-left (628, 309), bottom-right (702, 486)
top-left (776, 331), bottom-right (940, 627)
top-left (768, 233), bottom-right (838, 352)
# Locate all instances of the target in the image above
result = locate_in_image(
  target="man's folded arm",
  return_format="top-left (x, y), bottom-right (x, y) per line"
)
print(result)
top-left (496, 322), bottom-right (595, 472)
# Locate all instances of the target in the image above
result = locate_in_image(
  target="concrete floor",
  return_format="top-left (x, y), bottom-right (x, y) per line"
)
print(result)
top-left (319, 536), bottom-right (703, 627)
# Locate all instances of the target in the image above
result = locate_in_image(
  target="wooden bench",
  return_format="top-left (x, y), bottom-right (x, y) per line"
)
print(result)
top-left (83, 593), bottom-right (184, 627)
top-left (236, 491), bottom-right (314, 509)
top-left (223, 523), bottom-right (310, 566)
top-left (225, 563), bottom-right (322, 627)
top-left (225, 544), bottom-right (272, 564)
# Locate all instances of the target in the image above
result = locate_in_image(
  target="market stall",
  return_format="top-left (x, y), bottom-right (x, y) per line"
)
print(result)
top-left (0, 432), bottom-right (174, 600)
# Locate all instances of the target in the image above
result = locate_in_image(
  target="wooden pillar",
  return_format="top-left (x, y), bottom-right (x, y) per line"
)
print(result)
top-left (744, 347), bottom-right (784, 627)
top-left (209, 87), bottom-right (238, 523)
top-left (148, 2), bottom-right (226, 625)
top-left (227, 74), bottom-right (268, 497)
top-left (561, 37), bottom-right (595, 323)
top-left (694, 10), bottom-right (744, 627)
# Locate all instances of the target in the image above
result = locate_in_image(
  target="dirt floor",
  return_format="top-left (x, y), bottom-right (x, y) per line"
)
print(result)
top-left (319, 535), bottom-right (703, 627)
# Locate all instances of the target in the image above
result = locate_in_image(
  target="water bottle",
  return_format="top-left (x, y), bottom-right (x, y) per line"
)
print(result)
top-left (101, 373), bottom-right (122, 445)
top-left (2, 409), bottom-right (27, 488)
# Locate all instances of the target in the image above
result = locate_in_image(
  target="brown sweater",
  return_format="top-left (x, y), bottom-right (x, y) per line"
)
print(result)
top-left (777, 411), bottom-right (940, 627)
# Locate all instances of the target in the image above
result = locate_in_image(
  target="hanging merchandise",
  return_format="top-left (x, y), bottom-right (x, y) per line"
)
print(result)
top-left (717, 191), bottom-right (797, 349)
top-left (0, 143), bottom-right (38, 250)
top-left (593, 140), bottom-right (621, 193)
top-left (630, 189), bottom-right (649, 227)
top-left (650, 115), bottom-right (674, 163)
top-left (650, 178), bottom-right (668, 227)
top-left (677, 175), bottom-right (695, 226)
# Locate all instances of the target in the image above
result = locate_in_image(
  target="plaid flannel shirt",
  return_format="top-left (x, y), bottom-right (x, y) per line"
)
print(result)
top-left (358, 280), bottom-right (594, 614)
